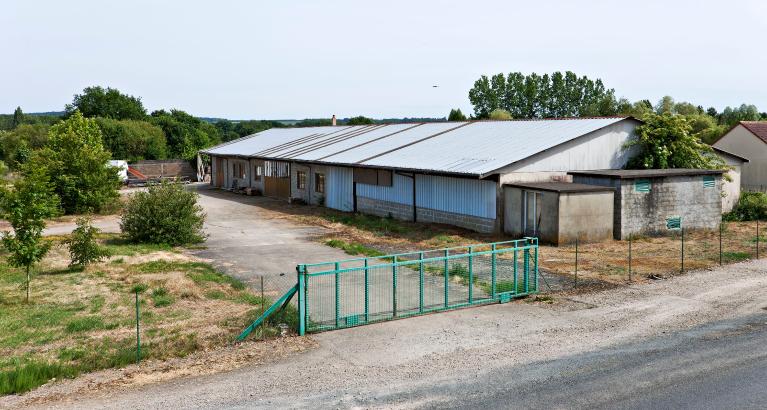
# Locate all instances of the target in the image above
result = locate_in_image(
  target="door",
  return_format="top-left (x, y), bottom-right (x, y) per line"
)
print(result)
top-left (215, 158), bottom-right (224, 187)
top-left (523, 191), bottom-right (542, 236)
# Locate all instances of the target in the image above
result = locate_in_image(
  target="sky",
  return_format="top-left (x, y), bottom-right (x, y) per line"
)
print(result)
top-left (3, 0), bottom-right (767, 120)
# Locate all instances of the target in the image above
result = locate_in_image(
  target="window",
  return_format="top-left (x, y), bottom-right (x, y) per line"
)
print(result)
top-left (634, 179), bottom-right (651, 193)
top-left (353, 167), bottom-right (393, 186)
top-left (297, 171), bottom-right (306, 189)
top-left (703, 175), bottom-right (715, 188)
top-left (254, 165), bottom-right (262, 180)
top-left (523, 190), bottom-right (543, 236)
top-left (315, 173), bottom-right (325, 193)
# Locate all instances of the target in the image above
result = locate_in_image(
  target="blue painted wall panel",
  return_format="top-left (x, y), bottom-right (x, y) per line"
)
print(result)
top-left (416, 175), bottom-right (496, 218)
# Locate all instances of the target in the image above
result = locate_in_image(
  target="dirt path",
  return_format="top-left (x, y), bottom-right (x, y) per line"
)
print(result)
top-left (9, 258), bottom-right (766, 409)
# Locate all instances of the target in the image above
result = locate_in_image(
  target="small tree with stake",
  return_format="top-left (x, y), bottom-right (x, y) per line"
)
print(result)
top-left (0, 165), bottom-right (60, 303)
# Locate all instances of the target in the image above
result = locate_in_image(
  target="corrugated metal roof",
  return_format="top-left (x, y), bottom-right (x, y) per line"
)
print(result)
top-left (202, 117), bottom-right (633, 177)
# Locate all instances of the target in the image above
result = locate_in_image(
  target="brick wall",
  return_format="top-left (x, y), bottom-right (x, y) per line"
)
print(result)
top-left (130, 160), bottom-right (196, 179)
top-left (357, 196), bottom-right (413, 221)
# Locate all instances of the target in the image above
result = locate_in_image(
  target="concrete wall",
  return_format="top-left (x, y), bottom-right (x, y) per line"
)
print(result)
top-left (503, 187), bottom-right (558, 242)
top-left (557, 192), bottom-right (614, 244)
top-left (573, 175), bottom-right (722, 239)
top-left (718, 155), bottom-right (742, 212)
top-left (714, 125), bottom-right (767, 192)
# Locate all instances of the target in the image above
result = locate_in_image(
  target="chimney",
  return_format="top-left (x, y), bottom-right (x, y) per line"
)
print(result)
top-left (331, 114), bottom-right (336, 126)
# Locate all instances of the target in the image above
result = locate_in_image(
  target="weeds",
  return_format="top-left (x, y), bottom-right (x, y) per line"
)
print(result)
top-left (325, 239), bottom-right (385, 257)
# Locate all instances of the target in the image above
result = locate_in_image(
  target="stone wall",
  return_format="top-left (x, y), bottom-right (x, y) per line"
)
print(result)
top-left (357, 196), bottom-right (413, 221)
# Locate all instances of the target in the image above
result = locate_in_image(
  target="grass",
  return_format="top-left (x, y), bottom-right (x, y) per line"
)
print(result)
top-left (322, 213), bottom-right (411, 236)
top-left (0, 245), bottom-right (290, 396)
top-left (325, 239), bottom-right (385, 257)
top-left (722, 251), bottom-right (751, 262)
top-left (101, 235), bottom-right (173, 256)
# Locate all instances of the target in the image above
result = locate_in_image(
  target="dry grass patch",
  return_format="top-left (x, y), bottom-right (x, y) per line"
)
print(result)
top-left (0, 238), bottom-right (291, 396)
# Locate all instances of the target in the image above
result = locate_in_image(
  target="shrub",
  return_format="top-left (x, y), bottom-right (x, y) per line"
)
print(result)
top-left (120, 181), bottom-right (206, 245)
top-left (66, 218), bottom-right (110, 267)
top-left (724, 191), bottom-right (767, 221)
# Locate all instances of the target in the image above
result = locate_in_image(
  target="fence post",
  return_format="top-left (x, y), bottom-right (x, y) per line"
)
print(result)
top-left (468, 246), bottom-right (474, 303)
top-left (533, 240), bottom-right (539, 292)
top-left (524, 245), bottom-right (530, 293)
top-left (364, 259), bottom-right (369, 323)
top-left (392, 256), bottom-right (398, 317)
top-left (680, 227), bottom-right (685, 274)
top-left (334, 262), bottom-right (340, 328)
top-left (491, 243), bottom-right (497, 299)
top-left (443, 249), bottom-right (449, 308)
top-left (419, 252), bottom-right (424, 313)
top-left (135, 290), bottom-right (140, 364)
top-left (574, 238), bottom-right (579, 289)
top-left (260, 276), bottom-right (265, 339)
top-left (719, 222), bottom-right (723, 266)
top-left (513, 248), bottom-right (518, 294)
top-left (628, 234), bottom-right (632, 282)
top-left (297, 266), bottom-right (306, 336)
top-left (757, 220), bottom-right (760, 259)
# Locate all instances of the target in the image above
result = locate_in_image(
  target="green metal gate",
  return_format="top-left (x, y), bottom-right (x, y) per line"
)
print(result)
top-left (297, 238), bottom-right (538, 335)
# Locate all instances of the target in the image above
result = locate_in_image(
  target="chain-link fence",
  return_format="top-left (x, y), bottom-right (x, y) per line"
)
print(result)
top-left (537, 221), bottom-right (763, 291)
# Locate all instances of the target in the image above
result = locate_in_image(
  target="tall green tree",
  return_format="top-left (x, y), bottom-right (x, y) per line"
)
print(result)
top-left (447, 108), bottom-right (467, 121)
top-left (468, 71), bottom-right (618, 119)
top-left (11, 107), bottom-right (24, 128)
top-left (625, 113), bottom-right (725, 170)
top-left (30, 111), bottom-right (120, 214)
top-left (719, 104), bottom-right (761, 126)
top-left (344, 116), bottom-right (375, 125)
top-left (0, 164), bottom-right (60, 303)
top-left (0, 124), bottom-right (49, 169)
top-left (95, 118), bottom-right (167, 161)
top-left (66, 86), bottom-right (146, 120)
top-left (150, 109), bottom-right (221, 159)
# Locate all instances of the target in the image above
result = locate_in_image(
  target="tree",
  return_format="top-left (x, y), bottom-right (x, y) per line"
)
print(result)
top-left (344, 116), bottom-right (375, 125)
top-left (720, 104), bottom-right (761, 126)
top-left (0, 124), bottom-right (49, 169)
top-left (488, 109), bottom-right (512, 120)
top-left (30, 111), bottom-right (120, 214)
top-left (150, 109), bottom-right (221, 159)
top-left (120, 181), bottom-right (206, 245)
top-left (96, 118), bottom-right (167, 161)
top-left (625, 113), bottom-right (725, 170)
top-left (66, 86), bottom-right (146, 120)
top-left (447, 108), bottom-right (467, 121)
top-left (12, 107), bottom-right (23, 128)
top-left (65, 218), bottom-right (109, 267)
top-left (0, 164), bottom-right (60, 303)
top-left (468, 71), bottom-right (619, 119)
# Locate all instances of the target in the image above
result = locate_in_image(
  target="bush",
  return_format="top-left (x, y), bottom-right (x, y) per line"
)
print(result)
top-left (66, 218), bottom-right (110, 267)
top-left (724, 191), bottom-right (767, 221)
top-left (120, 181), bottom-right (206, 245)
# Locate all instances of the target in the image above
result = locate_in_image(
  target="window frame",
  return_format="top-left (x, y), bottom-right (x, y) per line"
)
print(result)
top-left (314, 172), bottom-right (325, 194)
top-left (296, 170), bottom-right (307, 189)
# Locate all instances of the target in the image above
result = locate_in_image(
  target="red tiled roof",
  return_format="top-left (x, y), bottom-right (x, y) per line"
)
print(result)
top-left (740, 121), bottom-right (767, 144)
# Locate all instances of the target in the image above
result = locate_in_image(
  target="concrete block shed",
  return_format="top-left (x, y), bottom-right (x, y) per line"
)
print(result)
top-left (569, 169), bottom-right (724, 240)
top-left (504, 182), bottom-right (614, 245)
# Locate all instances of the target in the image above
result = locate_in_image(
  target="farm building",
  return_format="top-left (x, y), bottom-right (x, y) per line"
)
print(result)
top-left (712, 147), bottom-right (748, 212)
top-left (569, 169), bottom-right (724, 240)
top-left (503, 182), bottom-right (615, 244)
top-left (201, 117), bottom-right (642, 234)
top-left (712, 121), bottom-right (767, 192)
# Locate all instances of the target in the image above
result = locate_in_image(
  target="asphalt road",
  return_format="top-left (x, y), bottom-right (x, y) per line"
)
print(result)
top-left (389, 313), bottom-right (767, 409)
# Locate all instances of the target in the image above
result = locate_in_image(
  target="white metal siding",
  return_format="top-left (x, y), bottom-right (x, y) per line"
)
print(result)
top-left (326, 166), bottom-right (354, 211)
top-left (416, 175), bottom-right (496, 219)
top-left (356, 173), bottom-right (413, 205)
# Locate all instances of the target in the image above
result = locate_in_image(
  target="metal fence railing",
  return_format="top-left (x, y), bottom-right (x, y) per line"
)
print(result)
top-left (296, 238), bottom-right (539, 334)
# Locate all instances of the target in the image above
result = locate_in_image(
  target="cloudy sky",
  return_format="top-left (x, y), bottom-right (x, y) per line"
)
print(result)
top-left (3, 0), bottom-right (766, 119)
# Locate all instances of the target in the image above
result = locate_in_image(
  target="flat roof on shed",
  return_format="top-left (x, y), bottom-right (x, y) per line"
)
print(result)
top-left (568, 169), bottom-right (724, 179)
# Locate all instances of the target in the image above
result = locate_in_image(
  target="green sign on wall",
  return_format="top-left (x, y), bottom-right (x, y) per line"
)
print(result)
top-left (666, 216), bottom-right (682, 230)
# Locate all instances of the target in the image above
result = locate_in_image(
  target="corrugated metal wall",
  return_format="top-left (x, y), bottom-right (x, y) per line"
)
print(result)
top-left (356, 173), bottom-right (413, 205)
top-left (416, 175), bottom-right (496, 219)
top-left (326, 166), bottom-right (354, 211)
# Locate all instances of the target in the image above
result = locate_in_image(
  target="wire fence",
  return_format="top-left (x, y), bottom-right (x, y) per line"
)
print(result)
top-left (536, 221), bottom-right (764, 291)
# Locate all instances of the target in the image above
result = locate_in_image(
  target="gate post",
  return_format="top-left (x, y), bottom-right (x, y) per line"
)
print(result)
top-left (297, 265), bottom-right (306, 336)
